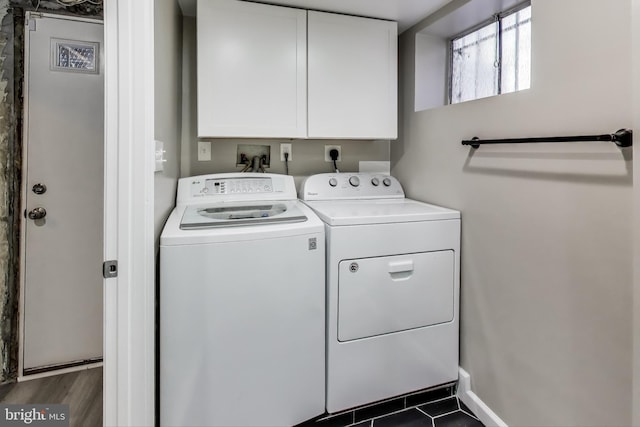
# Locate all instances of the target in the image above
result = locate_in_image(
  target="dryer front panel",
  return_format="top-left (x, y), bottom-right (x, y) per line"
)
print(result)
top-left (337, 250), bottom-right (454, 342)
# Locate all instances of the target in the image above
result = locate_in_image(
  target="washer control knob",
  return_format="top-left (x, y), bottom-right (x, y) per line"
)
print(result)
top-left (371, 177), bottom-right (380, 186)
top-left (329, 178), bottom-right (338, 187)
top-left (349, 176), bottom-right (360, 187)
top-left (383, 177), bottom-right (392, 187)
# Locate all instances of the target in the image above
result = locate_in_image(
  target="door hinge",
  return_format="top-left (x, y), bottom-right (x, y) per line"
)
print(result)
top-left (103, 260), bottom-right (118, 279)
top-left (27, 16), bottom-right (40, 31)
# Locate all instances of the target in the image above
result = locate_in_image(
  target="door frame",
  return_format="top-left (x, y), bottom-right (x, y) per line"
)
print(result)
top-left (633, 1), bottom-right (640, 425)
top-left (103, 0), bottom-right (155, 425)
top-left (18, 11), bottom-right (106, 381)
top-left (19, 3), bottom-right (157, 423)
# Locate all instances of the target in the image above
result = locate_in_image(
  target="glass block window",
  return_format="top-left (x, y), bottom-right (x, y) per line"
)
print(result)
top-left (450, 3), bottom-right (531, 104)
top-left (51, 39), bottom-right (99, 74)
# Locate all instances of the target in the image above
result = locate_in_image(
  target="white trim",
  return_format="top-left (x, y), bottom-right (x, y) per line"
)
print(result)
top-left (632, 0), bottom-right (640, 424)
top-left (29, 12), bottom-right (103, 25)
top-left (18, 362), bottom-right (103, 382)
top-left (103, 0), bottom-right (156, 425)
top-left (17, 10), bottom-right (33, 386)
top-left (102, 2), bottom-right (117, 423)
top-left (457, 368), bottom-right (508, 427)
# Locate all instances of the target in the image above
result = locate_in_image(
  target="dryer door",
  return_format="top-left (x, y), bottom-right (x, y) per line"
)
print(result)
top-left (338, 250), bottom-right (454, 341)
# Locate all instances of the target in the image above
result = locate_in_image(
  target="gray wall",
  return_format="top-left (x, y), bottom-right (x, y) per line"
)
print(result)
top-left (393, 1), bottom-right (633, 425)
top-left (180, 17), bottom-right (390, 182)
top-left (154, 0), bottom-right (183, 244)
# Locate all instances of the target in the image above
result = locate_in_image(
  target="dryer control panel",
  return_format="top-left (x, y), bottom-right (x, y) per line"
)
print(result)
top-left (301, 173), bottom-right (405, 201)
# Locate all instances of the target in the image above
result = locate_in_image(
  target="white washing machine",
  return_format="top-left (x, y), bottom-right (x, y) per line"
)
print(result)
top-left (160, 173), bottom-right (325, 427)
top-left (300, 173), bottom-right (461, 413)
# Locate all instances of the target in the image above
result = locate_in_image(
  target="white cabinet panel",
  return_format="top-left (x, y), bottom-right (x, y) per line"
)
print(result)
top-left (197, 0), bottom-right (307, 138)
top-left (308, 11), bottom-right (398, 139)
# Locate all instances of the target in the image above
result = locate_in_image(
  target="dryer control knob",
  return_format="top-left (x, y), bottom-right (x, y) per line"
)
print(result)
top-left (383, 177), bottom-right (392, 187)
top-left (371, 177), bottom-right (380, 186)
top-left (329, 178), bottom-right (338, 187)
top-left (349, 176), bottom-right (360, 187)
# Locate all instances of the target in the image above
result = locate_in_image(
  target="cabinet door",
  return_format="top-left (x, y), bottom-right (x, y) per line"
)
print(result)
top-left (308, 11), bottom-right (397, 139)
top-left (197, 0), bottom-right (307, 138)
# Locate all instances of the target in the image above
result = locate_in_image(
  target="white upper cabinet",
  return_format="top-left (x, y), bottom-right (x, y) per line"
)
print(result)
top-left (196, 1), bottom-right (398, 139)
top-left (307, 11), bottom-right (398, 139)
top-left (197, 0), bottom-right (307, 138)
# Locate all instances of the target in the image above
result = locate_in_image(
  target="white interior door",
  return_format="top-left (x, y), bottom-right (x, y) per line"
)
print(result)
top-left (21, 13), bottom-right (104, 372)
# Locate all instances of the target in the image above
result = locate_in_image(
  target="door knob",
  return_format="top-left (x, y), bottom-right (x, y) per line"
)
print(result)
top-left (32, 183), bottom-right (47, 194)
top-left (28, 207), bottom-right (47, 220)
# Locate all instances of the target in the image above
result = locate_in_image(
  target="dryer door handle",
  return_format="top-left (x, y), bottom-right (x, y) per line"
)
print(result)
top-left (388, 260), bottom-right (414, 275)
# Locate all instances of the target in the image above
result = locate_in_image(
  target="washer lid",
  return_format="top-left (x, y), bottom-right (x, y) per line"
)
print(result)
top-left (303, 199), bottom-right (459, 226)
top-left (181, 200), bottom-right (307, 229)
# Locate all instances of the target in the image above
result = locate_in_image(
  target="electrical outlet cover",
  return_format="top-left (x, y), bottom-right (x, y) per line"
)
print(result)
top-left (280, 143), bottom-right (292, 161)
top-left (198, 140), bottom-right (211, 161)
top-left (324, 145), bottom-right (342, 162)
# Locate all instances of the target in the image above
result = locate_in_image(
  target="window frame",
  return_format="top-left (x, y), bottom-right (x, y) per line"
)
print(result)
top-left (447, 0), bottom-right (531, 105)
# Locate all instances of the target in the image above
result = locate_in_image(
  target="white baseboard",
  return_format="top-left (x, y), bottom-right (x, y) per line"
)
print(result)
top-left (457, 367), bottom-right (508, 427)
top-left (18, 361), bottom-right (103, 382)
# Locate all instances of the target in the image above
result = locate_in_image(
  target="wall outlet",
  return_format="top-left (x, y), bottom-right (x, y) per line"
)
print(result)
top-left (324, 145), bottom-right (342, 162)
top-left (154, 140), bottom-right (166, 172)
top-left (280, 143), bottom-right (292, 161)
top-left (198, 140), bottom-right (211, 161)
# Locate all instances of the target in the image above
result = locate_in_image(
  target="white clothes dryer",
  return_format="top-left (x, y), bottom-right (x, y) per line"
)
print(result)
top-left (160, 173), bottom-right (325, 427)
top-left (300, 173), bottom-right (461, 413)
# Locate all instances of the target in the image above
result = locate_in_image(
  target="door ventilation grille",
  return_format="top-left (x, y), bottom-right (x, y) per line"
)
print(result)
top-left (51, 38), bottom-right (99, 74)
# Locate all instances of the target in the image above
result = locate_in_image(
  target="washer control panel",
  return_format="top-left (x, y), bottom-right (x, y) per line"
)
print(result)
top-left (301, 173), bottom-right (405, 200)
top-left (192, 177), bottom-right (275, 196)
top-left (176, 173), bottom-right (297, 205)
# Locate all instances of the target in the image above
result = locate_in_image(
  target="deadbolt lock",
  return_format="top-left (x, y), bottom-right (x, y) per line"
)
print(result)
top-left (32, 183), bottom-right (47, 194)
top-left (27, 207), bottom-right (47, 220)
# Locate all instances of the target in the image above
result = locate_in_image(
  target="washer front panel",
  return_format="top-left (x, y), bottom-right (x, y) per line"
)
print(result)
top-left (160, 231), bottom-right (326, 426)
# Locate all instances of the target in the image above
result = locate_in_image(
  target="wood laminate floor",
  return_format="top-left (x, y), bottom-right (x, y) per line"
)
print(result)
top-left (0, 367), bottom-right (102, 427)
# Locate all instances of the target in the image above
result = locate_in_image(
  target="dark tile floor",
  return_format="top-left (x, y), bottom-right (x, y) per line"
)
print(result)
top-left (351, 397), bottom-right (482, 427)
top-left (299, 386), bottom-right (484, 427)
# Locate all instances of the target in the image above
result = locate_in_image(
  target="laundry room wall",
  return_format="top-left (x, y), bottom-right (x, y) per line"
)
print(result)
top-left (393, 0), bottom-right (633, 425)
top-left (179, 16), bottom-right (390, 181)
top-left (0, 0), bottom-right (102, 383)
top-left (154, 0), bottom-right (183, 245)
